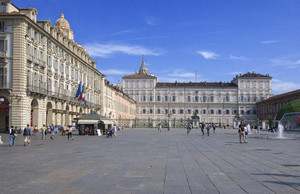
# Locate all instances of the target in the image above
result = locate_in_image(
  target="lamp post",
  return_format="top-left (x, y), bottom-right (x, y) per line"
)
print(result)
top-left (165, 102), bottom-right (172, 131)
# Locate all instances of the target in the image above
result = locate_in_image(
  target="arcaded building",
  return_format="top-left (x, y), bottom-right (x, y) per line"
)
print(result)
top-left (0, 1), bottom-right (106, 131)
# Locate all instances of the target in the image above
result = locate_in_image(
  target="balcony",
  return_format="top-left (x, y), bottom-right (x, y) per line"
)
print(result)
top-left (27, 83), bottom-right (47, 96)
top-left (0, 82), bottom-right (11, 89)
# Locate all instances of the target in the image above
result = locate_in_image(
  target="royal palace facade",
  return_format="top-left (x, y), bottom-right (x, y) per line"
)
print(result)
top-left (123, 58), bottom-right (272, 127)
top-left (0, 0), bottom-right (136, 132)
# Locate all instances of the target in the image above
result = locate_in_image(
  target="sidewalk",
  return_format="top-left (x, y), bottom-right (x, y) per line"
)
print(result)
top-left (0, 128), bottom-right (299, 194)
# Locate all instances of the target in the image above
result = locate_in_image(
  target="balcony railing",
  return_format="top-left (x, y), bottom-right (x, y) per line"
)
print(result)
top-left (27, 83), bottom-right (47, 95)
top-left (0, 82), bottom-right (11, 89)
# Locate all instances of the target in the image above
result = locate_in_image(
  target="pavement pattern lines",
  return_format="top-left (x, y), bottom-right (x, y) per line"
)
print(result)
top-left (0, 128), bottom-right (299, 194)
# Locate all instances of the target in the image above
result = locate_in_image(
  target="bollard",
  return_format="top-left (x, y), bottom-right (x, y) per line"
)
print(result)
top-left (0, 136), bottom-right (3, 144)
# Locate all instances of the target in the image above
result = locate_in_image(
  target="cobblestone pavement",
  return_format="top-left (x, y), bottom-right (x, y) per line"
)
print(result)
top-left (0, 128), bottom-right (299, 194)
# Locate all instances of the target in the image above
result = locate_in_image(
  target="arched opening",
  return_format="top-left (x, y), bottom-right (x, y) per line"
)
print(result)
top-left (65, 105), bottom-right (70, 126)
top-left (31, 99), bottom-right (39, 127)
top-left (46, 102), bottom-right (53, 126)
top-left (0, 96), bottom-right (9, 132)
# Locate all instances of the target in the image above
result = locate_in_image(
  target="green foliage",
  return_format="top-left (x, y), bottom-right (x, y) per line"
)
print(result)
top-left (276, 99), bottom-right (300, 120)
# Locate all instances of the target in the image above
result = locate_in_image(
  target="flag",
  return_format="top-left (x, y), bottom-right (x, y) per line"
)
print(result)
top-left (78, 83), bottom-right (85, 101)
top-left (75, 81), bottom-right (82, 98)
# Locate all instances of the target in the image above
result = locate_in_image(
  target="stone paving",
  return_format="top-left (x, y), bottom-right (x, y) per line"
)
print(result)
top-left (0, 128), bottom-right (299, 194)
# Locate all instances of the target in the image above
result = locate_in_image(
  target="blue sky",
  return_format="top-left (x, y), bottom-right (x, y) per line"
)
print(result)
top-left (14, 0), bottom-right (300, 94)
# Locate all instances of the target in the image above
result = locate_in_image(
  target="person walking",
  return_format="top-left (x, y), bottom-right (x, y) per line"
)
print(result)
top-left (113, 124), bottom-right (117, 137)
top-left (187, 123), bottom-right (192, 135)
top-left (201, 123), bottom-right (205, 135)
top-left (23, 124), bottom-right (31, 146)
top-left (40, 124), bottom-right (46, 140)
top-left (212, 123), bottom-right (216, 133)
top-left (67, 126), bottom-right (73, 141)
top-left (238, 122), bottom-right (246, 143)
top-left (50, 124), bottom-right (55, 140)
top-left (206, 124), bottom-right (210, 136)
top-left (9, 126), bottom-right (16, 147)
top-left (158, 124), bottom-right (162, 133)
top-left (244, 123), bottom-right (248, 143)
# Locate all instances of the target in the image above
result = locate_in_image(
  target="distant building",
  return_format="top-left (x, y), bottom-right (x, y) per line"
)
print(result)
top-left (122, 57), bottom-right (272, 127)
top-left (256, 89), bottom-right (300, 120)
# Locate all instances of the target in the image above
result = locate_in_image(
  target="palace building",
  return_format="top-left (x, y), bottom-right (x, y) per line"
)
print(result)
top-left (122, 57), bottom-right (272, 127)
top-left (0, 0), bottom-right (136, 132)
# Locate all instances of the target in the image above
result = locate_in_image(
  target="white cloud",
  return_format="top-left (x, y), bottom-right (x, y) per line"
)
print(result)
top-left (226, 71), bottom-right (242, 75)
top-left (272, 79), bottom-right (300, 94)
top-left (84, 43), bottom-right (165, 58)
top-left (261, 40), bottom-right (280, 44)
top-left (100, 69), bottom-right (133, 75)
top-left (197, 51), bottom-right (219, 59)
top-left (229, 55), bottom-right (248, 60)
top-left (168, 72), bottom-right (195, 78)
top-left (270, 58), bottom-right (300, 69)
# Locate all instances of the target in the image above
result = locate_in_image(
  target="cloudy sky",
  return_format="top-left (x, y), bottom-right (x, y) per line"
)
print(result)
top-left (15, 0), bottom-right (300, 94)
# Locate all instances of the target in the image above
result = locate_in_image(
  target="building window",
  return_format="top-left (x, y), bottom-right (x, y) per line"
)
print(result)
top-left (157, 96), bottom-right (161, 101)
top-left (172, 96), bottom-right (176, 102)
top-left (187, 109), bottom-right (191, 114)
top-left (172, 109), bottom-right (176, 114)
top-left (142, 109), bottom-right (146, 114)
top-left (226, 110), bottom-right (230, 114)
top-left (241, 110), bottom-right (244, 114)
top-left (0, 67), bottom-right (7, 87)
top-left (179, 109), bottom-right (184, 114)
top-left (210, 96), bottom-right (214, 102)
top-left (157, 109), bottom-right (161, 114)
top-left (233, 110), bottom-right (237, 114)
top-left (202, 110), bottom-right (206, 114)
top-left (165, 109), bottom-right (168, 114)
top-left (194, 110), bottom-right (199, 114)
top-left (247, 110), bottom-right (251, 114)
top-left (253, 109), bottom-right (256, 114)
top-left (149, 96), bottom-right (153, 102)
top-left (240, 96), bottom-right (244, 102)
top-left (210, 110), bottom-right (214, 114)
top-left (203, 96), bottom-right (206, 102)
top-left (226, 96), bottom-right (230, 102)
top-left (195, 96), bottom-right (199, 102)
top-left (150, 109), bottom-right (153, 114)
top-left (218, 110), bottom-right (222, 114)
top-left (0, 21), bottom-right (4, 31)
top-left (165, 96), bottom-right (168, 101)
top-left (0, 39), bottom-right (7, 51)
top-left (1, 3), bottom-right (6, 13)
top-left (187, 96), bottom-right (191, 102)
top-left (142, 96), bottom-right (146, 101)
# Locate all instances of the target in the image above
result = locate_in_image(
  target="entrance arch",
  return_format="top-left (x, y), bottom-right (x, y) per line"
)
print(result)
top-left (31, 99), bottom-right (39, 127)
top-left (46, 102), bottom-right (53, 126)
top-left (0, 96), bottom-right (9, 132)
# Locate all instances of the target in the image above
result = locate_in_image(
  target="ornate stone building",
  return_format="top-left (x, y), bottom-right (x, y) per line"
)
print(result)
top-left (0, 1), bottom-right (106, 131)
top-left (123, 58), bottom-right (272, 127)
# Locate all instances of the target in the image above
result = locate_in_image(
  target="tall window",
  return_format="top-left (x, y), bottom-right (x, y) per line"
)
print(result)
top-left (195, 96), bottom-right (199, 102)
top-left (165, 96), bottom-right (168, 101)
top-left (187, 96), bottom-right (191, 102)
top-left (0, 21), bottom-right (5, 31)
top-left (210, 110), bottom-right (214, 114)
top-left (0, 39), bottom-right (6, 51)
top-left (194, 110), bottom-right (199, 114)
top-left (157, 96), bottom-right (161, 101)
top-left (172, 96), bottom-right (176, 102)
top-left (0, 67), bottom-right (7, 87)
top-left (172, 109), bottom-right (176, 114)
top-left (149, 96), bottom-right (153, 102)
top-left (187, 109), bottom-right (191, 114)
top-left (149, 109), bottom-right (153, 114)
top-left (210, 96), bottom-right (214, 102)
top-left (179, 109), bottom-right (184, 114)
top-left (226, 96), bottom-right (230, 102)
top-left (203, 96), bottom-right (206, 102)
top-left (157, 109), bottom-right (161, 114)
top-left (218, 110), bottom-right (222, 114)
top-left (1, 3), bottom-right (6, 13)
top-left (142, 96), bottom-right (146, 101)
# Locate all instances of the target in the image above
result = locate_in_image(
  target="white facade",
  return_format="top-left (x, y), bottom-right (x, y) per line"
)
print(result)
top-left (123, 58), bottom-right (272, 126)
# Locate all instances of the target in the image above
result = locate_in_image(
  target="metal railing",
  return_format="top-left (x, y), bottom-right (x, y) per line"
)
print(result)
top-left (27, 83), bottom-right (47, 95)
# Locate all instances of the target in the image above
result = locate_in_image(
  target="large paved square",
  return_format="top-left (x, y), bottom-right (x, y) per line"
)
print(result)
top-left (0, 128), bottom-right (299, 194)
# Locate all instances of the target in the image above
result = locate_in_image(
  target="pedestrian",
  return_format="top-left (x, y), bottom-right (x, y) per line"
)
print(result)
top-left (187, 123), bottom-right (192, 134)
top-left (158, 124), bottom-right (162, 133)
top-left (50, 124), bottom-right (55, 140)
top-left (34, 125), bottom-right (38, 135)
top-left (206, 124), bottom-right (210, 136)
top-left (238, 122), bottom-right (246, 143)
top-left (23, 124), bottom-right (31, 146)
top-left (212, 123), bottom-right (216, 133)
top-left (244, 124), bottom-right (248, 143)
top-left (67, 125), bottom-right (73, 140)
top-left (201, 123), bottom-right (205, 135)
top-left (9, 126), bottom-right (16, 147)
top-left (113, 124), bottom-right (117, 137)
top-left (40, 124), bottom-right (46, 140)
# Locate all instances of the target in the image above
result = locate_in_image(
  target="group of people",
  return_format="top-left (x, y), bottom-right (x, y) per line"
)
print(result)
top-left (8, 124), bottom-right (74, 147)
top-left (238, 121), bottom-right (250, 143)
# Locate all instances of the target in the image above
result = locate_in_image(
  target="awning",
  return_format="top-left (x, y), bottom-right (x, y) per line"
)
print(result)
top-left (102, 120), bottom-right (113, 125)
top-left (77, 120), bottom-right (99, 125)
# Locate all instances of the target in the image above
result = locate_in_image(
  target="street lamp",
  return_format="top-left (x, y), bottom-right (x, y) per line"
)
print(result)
top-left (165, 103), bottom-right (172, 131)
